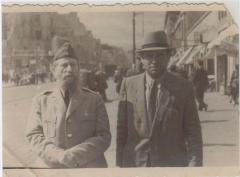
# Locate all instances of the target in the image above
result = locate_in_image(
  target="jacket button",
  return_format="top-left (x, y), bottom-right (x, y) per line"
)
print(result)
top-left (67, 133), bottom-right (72, 138)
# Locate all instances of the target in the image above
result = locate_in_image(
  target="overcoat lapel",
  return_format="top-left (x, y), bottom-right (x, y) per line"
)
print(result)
top-left (149, 73), bottom-right (171, 137)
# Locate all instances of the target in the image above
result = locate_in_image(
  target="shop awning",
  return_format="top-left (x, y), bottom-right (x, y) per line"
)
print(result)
top-left (208, 24), bottom-right (238, 49)
top-left (168, 49), bottom-right (184, 67)
top-left (185, 45), bottom-right (204, 64)
top-left (176, 47), bottom-right (194, 66)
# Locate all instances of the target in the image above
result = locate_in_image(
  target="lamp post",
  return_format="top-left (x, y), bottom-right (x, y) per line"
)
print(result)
top-left (132, 12), bottom-right (136, 64)
top-left (132, 12), bottom-right (145, 65)
top-left (35, 46), bottom-right (41, 84)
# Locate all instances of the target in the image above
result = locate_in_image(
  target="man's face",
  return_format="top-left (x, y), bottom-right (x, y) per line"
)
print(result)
top-left (52, 57), bottom-right (79, 87)
top-left (141, 50), bottom-right (170, 79)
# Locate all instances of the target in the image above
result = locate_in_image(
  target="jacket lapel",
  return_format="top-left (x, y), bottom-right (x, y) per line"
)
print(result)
top-left (51, 87), bottom-right (67, 121)
top-left (135, 73), bottom-right (151, 134)
top-left (65, 85), bottom-right (84, 119)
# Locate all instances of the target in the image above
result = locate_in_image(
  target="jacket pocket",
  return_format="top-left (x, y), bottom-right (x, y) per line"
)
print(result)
top-left (44, 119), bottom-right (57, 138)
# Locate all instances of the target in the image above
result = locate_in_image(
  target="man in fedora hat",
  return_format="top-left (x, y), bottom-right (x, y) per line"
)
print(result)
top-left (116, 31), bottom-right (203, 167)
top-left (26, 36), bottom-right (111, 168)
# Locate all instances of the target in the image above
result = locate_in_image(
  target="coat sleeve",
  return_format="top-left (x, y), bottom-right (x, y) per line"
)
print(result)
top-left (116, 78), bottom-right (128, 167)
top-left (66, 95), bottom-right (111, 167)
top-left (26, 95), bottom-right (65, 168)
top-left (183, 83), bottom-right (203, 166)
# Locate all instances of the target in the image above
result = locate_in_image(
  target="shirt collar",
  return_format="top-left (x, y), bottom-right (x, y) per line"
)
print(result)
top-left (145, 71), bottom-right (167, 89)
top-left (145, 72), bottom-right (154, 87)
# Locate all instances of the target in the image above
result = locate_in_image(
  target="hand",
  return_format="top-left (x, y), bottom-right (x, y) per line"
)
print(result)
top-left (58, 150), bottom-right (79, 168)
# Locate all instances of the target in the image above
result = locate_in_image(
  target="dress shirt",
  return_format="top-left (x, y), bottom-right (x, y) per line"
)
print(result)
top-left (145, 72), bottom-right (161, 113)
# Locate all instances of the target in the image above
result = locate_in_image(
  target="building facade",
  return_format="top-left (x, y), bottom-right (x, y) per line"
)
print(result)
top-left (164, 10), bottom-right (239, 92)
top-left (2, 12), bottom-right (130, 83)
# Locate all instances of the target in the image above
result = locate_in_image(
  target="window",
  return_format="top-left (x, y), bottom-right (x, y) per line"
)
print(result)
top-left (207, 59), bottom-right (214, 75)
top-left (35, 14), bottom-right (41, 24)
top-left (2, 26), bottom-right (8, 40)
top-left (35, 30), bottom-right (42, 40)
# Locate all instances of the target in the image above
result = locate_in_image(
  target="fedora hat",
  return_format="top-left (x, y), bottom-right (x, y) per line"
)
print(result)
top-left (137, 30), bottom-right (171, 53)
top-left (52, 35), bottom-right (78, 61)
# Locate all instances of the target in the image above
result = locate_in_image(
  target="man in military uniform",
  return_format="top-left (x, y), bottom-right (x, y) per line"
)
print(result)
top-left (26, 36), bottom-right (111, 168)
top-left (116, 31), bottom-right (203, 167)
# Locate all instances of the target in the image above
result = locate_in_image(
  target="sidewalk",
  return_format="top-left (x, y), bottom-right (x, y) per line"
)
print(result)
top-left (199, 92), bottom-right (239, 166)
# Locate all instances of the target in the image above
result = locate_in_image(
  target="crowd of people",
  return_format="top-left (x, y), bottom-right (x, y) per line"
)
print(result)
top-left (3, 70), bottom-right (50, 86)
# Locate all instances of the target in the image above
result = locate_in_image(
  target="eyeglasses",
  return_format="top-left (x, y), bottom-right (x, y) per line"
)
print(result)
top-left (142, 51), bottom-right (169, 61)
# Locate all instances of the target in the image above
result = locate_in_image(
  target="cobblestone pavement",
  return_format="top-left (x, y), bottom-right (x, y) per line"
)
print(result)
top-left (2, 79), bottom-right (239, 167)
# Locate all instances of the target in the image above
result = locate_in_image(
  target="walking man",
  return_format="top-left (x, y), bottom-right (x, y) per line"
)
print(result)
top-left (192, 60), bottom-right (209, 111)
top-left (95, 68), bottom-right (108, 101)
top-left (230, 64), bottom-right (239, 106)
top-left (116, 31), bottom-right (203, 167)
top-left (26, 36), bottom-right (111, 168)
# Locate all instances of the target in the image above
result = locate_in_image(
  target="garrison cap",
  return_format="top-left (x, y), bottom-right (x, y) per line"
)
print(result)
top-left (52, 35), bottom-right (78, 61)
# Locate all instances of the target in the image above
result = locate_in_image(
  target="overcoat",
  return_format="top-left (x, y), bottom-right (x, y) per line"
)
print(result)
top-left (26, 84), bottom-right (111, 168)
top-left (116, 72), bottom-right (203, 167)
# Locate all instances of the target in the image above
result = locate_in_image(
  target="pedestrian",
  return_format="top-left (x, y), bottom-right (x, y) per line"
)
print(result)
top-left (230, 64), bottom-right (239, 106)
top-left (95, 68), bottom-right (108, 101)
top-left (87, 69), bottom-right (98, 92)
top-left (116, 31), bottom-right (203, 167)
top-left (126, 59), bottom-right (144, 77)
top-left (114, 68), bottom-right (124, 94)
top-left (126, 63), bottom-right (136, 77)
top-left (169, 64), bottom-right (178, 73)
top-left (26, 36), bottom-right (111, 168)
top-left (177, 66), bottom-right (189, 80)
top-left (192, 60), bottom-right (209, 111)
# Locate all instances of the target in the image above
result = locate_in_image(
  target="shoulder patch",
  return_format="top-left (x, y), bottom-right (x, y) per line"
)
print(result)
top-left (82, 87), bottom-right (99, 95)
top-left (36, 90), bottom-right (53, 97)
top-left (41, 90), bottom-right (53, 95)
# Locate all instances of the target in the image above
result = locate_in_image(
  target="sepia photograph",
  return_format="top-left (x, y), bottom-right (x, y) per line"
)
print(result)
top-left (1, 1), bottom-right (239, 176)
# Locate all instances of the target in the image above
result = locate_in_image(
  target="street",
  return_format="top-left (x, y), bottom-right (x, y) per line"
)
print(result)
top-left (3, 79), bottom-right (239, 167)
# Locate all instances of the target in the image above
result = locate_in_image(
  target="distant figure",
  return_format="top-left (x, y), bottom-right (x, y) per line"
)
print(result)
top-left (114, 68), bottom-right (124, 94)
top-left (95, 69), bottom-right (108, 101)
top-left (87, 70), bottom-right (98, 92)
top-left (126, 64), bottom-right (136, 77)
top-left (192, 61), bottom-right (209, 111)
top-left (177, 66), bottom-right (189, 80)
top-left (126, 60), bottom-right (144, 77)
top-left (169, 64), bottom-right (178, 73)
top-left (230, 64), bottom-right (239, 106)
top-left (169, 65), bottom-right (188, 80)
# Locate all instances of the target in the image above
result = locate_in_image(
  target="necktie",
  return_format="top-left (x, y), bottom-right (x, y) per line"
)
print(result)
top-left (148, 81), bottom-right (158, 123)
top-left (64, 90), bottom-right (70, 106)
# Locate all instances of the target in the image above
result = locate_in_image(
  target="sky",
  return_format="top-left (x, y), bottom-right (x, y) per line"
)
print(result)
top-left (78, 12), bottom-right (166, 51)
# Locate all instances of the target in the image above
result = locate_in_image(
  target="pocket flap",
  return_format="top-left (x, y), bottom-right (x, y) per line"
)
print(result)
top-left (43, 116), bottom-right (57, 123)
